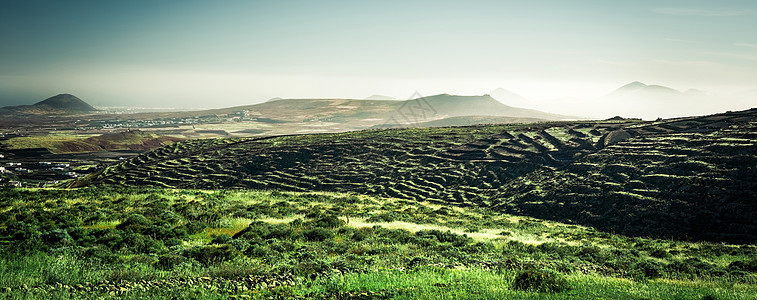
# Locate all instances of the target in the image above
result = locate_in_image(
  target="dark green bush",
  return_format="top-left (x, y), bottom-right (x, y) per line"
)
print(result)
top-left (375, 227), bottom-right (414, 244)
top-left (182, 220), bottom-right (207, 235)
top-left (511, 269), bottom-right (570, 293)
top-left (116, 214), bottom-right (151, 232)
top-left (537, 242), bottom-right (577, 257)
top-left (650, 248), bottom-right (671, 259)
top-left (304, 228), bottom-right (333, 241)
top-left (40, 228), bottom-right (73, 247)
top-left (247, 245), bottom-right (272, 258)
top-left (351, 227), bottom-right (373, 242)
top-left (309, 214), bottom-right (344, 228)
top-left (82, 245), bottom-right (117, 263)
top-left (230, 238), bottom-right (251, 252)
top-left (116, 233), bottom-right (165, 254)
top-left (728, 258), bottom-right (757, 272)
top-left (184, 244), bottom-right (238, 265)
top-left (92, 229), bottom-right (124, 249)
top-left (210, 234), bottom-right (233, 244)
top-left (666, 258), bottom-right (715, 276)
top-left (407, 256), bottom-right (431, 268)
top-left (631, 260), bottom-right (663, 279)
top-left (416, 230), bottom-right (471, 247)
top-left (234, 222), bottom-right (295, 241)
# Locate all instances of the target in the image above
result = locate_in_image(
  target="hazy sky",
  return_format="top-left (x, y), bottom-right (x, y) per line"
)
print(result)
top-left (1, 0), bottom-right (756, 108)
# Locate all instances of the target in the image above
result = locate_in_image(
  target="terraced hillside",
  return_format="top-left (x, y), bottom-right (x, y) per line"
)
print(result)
top-left (77, 109), bottom-right (757, 243)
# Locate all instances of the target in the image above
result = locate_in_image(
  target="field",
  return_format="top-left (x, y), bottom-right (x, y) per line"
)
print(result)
top-left (2, 130), bottom-right (183, 154)
top-left (1, 188), bottom-right (755, 299)
top-left (76, 109), bottom-right (757, 243)
top-left (2, 108), bottom-right (757, 299)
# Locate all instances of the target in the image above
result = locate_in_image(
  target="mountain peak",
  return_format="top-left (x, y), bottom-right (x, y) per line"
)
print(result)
top-left (34, 94), bottom-right (96, 112)
top-left (364, 94), bottom-right (397, 101)
top-left (489, 87), bottom-right (529, 107)
top-left (617, 81), bottom-right (648, 92)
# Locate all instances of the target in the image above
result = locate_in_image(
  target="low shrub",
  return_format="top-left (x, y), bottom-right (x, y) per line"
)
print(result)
top-left (210, 234), bottom-right (233, 244)
top-left (728, 258), bottom-right (757, 272)
top-left (116, 214), bottom-right (151, 232)
top-left (156, 253), bottom-right (187, 270)
top-left (184, 244), bottom-right (238, 265)
top-left (308, 214), bottom-right (344, 228)
top-left (407, 256), bottom-right (431, 268)
top-left (631, 259), bottom-right (663, 279)
top-left (304, 228), bottom-right (333, 241)
top-left (41, 228), bottom-right (74, 247)
top-left (511, 268), bottom-right (570, 293)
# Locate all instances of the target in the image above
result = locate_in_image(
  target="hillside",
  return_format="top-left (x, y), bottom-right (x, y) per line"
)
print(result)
top-left (34, 94), bottom-right (97, 112)
top-left (76, 109), bottom-right (757, 243)
top-left (3, 130), bottom-right (184, 154)
top-left (177, 94), bottom-right (573, 124)
top-left (0, 93), bottom-right (97, 115)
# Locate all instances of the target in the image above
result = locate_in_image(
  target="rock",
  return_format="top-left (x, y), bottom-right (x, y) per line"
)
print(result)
top-left (599, 130), bottom-right (632, 147)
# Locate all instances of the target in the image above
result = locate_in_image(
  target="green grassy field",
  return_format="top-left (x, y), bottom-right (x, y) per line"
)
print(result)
top-left (1, 188), bottom-right (755, 299)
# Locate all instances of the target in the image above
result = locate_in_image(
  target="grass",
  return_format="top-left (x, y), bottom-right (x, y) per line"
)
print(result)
top-left (2, 260), bottom-right (754, 299)
top-left (0, 187), bottom-right (754, 299)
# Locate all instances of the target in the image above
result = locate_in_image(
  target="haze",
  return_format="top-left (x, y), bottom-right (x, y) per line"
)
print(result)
top-left (1, 0), bottom-right (756, 115)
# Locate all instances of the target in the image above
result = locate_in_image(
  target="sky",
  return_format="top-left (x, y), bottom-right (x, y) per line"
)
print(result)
top-left (1, 0), bottom-right (756, 109)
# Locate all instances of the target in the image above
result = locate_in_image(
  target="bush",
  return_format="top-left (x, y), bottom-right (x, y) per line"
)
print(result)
top-left (728, 259), bottom-right (757, 272)
top-left (416, 230), bottom-right (471, 247)
top-left (184, 244), bottom-right (238, 265)
top-left (182, 220), bottom-right (208, 235)
top-left (304, 228), bottom-right (333, 241)
top-left (233, 222), bottom-right (295, 241)
top-left (247, 245), bottom-right (272, 258)
top-left (156, 254), bottom-right (187, 270)
top-left (650, 248), bottom-right (671, 259)
top-left (116, 214), bottom-right (151, 232)
top-left (210, 234), bottom-right (233, 244)
top-left (511, 269), bottom-right (570, 293)
top-left (41, 228), bottom-right (74, 247)
top-left (407, 256), bottom-right (431, 268)
top-left (116, 233), bottom-right (165, 254)
top-left (309, 214), bottom-right (344, 228)
top-left (631, 260), bottom-right (663, 279)
top-left (666, 258), bottom-right (715, 277)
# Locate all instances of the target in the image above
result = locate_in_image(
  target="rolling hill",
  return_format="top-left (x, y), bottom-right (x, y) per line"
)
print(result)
top-left (195, 93), bottom-right (573, 124)
top-left (74, 108), bottom-right (757, 244)
top-left (0, 93), bottom-right (97, 115)
top-left (34, 94), bottom-right (97, 112)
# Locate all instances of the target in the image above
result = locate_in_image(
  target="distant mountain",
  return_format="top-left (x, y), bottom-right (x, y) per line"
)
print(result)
top-left (489, 88), bottom-right (531, 107)
top-left (0, 93), bottom-right (97, 116)
top-left (168, 94), bottom-right (574, 135)
top-left (418, 94), bottom-right (572, 120)
top-left (34, 94), bottom-right (97, 112)
top-left (364, 95), bottom-right (397, 100)
top-left (608, 81), bottom-right (680, 96)
top-left (532, 81), bottom-right (746, 120)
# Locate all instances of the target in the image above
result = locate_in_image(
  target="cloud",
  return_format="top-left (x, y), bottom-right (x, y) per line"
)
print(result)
top-left (735, 43), bottom-right (757, 48)
top-left (653, 8), bottom-right (753, 17)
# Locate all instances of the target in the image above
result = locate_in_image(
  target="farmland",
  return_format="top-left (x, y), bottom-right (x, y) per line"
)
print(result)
top-left (78, 109), bottom-right (757, 243)
top-left (2, 108), bottom-right (757, 299)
